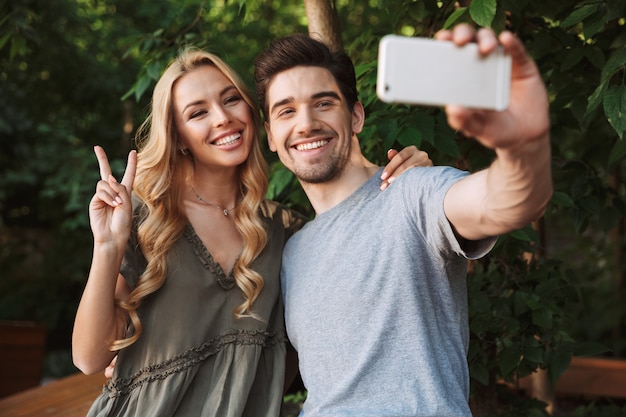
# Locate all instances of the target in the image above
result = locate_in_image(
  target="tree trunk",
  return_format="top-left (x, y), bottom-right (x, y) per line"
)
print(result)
top-left (609, 168), bottom-right (625, 353)
top-left (304, 0), bottom-right (343, 52)
top-left (524, 218), bottom-right (555, 415)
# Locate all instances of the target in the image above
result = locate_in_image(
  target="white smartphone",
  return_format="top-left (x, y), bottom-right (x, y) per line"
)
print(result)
top-left (376, 35), bottom-right (511, 111)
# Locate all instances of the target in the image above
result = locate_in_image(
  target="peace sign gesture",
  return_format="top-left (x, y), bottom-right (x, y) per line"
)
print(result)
top-left (89, 146), bottom-right (137, 250)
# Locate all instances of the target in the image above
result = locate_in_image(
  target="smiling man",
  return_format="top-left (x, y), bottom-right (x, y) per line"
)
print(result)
top-left (254, 26), bottom-right (552, 417)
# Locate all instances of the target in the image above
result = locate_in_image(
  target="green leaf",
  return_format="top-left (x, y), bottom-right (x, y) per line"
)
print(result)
top-left (433, 120), bottom-right (459, 157)
top-left (134, 74), bottom-right (152, 102)
top-left (601, 47), bottom-right (626, 82)
top-left (582, 12), bottom-right (607, 40)
top-left (522, 345), bottom-right (544, 364)
top-left (583, 81), bottom-right (608, 124)
top-left (267, 165), bottom-right (294, 199)
top-left (532, 307), bottom-right (553, 329)
top-left (560, 48), bottom-right (585, 71)
top-left (551, 191), bottom-right (576, 208)
top-left (499, 347), bottom-right (522, 377)
top-left (146, 60), bottom-right (163, 80)
top-left (603, 86), bottom-right (626, 139)
top-left (560, 4), bottom-right (598, 28)
top-left (547, 351), bottom-right (572, 385)
top-left (509, 228), bottom-right (534, 242)
top-left (608, 135), bottom-right (626, 168)
top-left (584, 47), bottom-right (606, 70)
top-left (0, 32), bottom-right (11, 50)
top-left (442, 7), bottom-right (469, 29)
top-left (469, 0), bottom-right (497, 27)
top-left (397, 126), bottom-right (422, 147)
top-left (491, 6), bottom-right (507, 34)
top-left (469, 361), bottom-right (490, 385)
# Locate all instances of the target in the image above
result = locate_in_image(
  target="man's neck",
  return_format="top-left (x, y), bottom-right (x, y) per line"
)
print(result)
top-left (301, 155), bottom-right (380, 215)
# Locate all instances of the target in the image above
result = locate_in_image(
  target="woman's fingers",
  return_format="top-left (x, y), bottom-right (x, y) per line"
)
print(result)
top-left (120, 150), bottom-right (137, 193)
top-left (94, 178), bottom-right (123, 207)
top-left (93, 147), bottom-right (136, 205)
top-left (94, 146), bottom-right (113, 181)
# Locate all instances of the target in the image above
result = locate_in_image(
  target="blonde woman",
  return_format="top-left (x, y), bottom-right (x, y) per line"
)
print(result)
top-left (72, 49), bottom-right (429, 417)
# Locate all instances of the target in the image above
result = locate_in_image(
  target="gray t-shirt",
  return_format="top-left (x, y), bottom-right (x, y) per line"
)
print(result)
top-left (281, 166), bottom-right (495, 417)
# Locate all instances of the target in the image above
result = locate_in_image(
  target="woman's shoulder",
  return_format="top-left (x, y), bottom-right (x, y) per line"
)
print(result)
top-left (259, 200), bottom-right (309, 235)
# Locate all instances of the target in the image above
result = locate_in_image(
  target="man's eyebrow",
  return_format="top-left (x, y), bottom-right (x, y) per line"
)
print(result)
top-left (269, 91), bottom-right (342, 115)
top-left (269, 97), bottom-right (294, 115)
top-left (312, 91), bottom-right (341, 101)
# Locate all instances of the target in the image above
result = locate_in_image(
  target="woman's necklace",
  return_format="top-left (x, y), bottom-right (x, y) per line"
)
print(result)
top-left (190, 186), bottom-right (237, 216)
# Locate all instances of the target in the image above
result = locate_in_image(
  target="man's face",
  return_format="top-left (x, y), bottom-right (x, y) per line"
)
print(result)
top-left (264, 66), bottom-right (363, 184)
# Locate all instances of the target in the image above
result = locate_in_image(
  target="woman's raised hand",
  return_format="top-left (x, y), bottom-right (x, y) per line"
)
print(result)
top-left (89, 146), bottom-right (137, 249)
top-left (380, 146), bottom-right (433, 190)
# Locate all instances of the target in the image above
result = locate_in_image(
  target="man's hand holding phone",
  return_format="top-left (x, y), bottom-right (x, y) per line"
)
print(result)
top-left (434, 25), bottom-right (550, 153)
top-left (377, 24), bottom-right (549, 154)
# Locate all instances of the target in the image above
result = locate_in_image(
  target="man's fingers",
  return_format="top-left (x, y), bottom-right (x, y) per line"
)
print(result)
top-left (476, 28), bottom-right (498, 55)
top-left (94, 146), bottom-right (113, 181)
top-left (451, 24), bottom-right (475, 46)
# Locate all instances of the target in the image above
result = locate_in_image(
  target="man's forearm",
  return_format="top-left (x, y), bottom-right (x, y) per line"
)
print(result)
top-left (445, 133), bottom-right (552, 241)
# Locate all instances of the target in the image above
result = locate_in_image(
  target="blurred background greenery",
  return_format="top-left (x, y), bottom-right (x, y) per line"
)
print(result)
top-left (1, 0), bottom-right (625, 415)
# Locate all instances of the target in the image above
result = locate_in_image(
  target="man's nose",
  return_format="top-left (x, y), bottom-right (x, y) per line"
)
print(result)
top-left (295, 108), bottom-right (317, 135)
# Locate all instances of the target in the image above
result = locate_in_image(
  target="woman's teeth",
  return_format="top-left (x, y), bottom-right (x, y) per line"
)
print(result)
top-left (214, 133), bottom-right (240, 146)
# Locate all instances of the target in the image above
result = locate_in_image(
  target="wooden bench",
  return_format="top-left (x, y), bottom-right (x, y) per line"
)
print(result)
top-left (1, 355), bottom-right (623, 416)
top-left (0, 372), bottom-right (106, 417)
top-left (519, 356), bottom-right (626, 399)
top-left (0, 321), bottom-right (46, 398)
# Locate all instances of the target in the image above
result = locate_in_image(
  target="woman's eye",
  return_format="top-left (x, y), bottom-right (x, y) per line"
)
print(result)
top-left (189, 110), bottom-right (207, 119)
top-left (225, 95), bottom-right (242, 105)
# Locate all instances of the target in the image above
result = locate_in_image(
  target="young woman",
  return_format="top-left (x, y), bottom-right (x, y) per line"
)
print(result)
top-left (72, 48), bottom-right (430, 417)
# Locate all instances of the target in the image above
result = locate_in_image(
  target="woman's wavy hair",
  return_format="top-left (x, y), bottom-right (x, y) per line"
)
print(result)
top-left (111, 48), bottom-right (269, 351)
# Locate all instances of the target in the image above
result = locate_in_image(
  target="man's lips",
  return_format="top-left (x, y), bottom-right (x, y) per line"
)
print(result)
top-left (293, 139), bottom-right (329, 151)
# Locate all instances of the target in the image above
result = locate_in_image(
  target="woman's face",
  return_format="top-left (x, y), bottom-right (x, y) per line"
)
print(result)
top-left (172, 65), bottom-right (254, 171)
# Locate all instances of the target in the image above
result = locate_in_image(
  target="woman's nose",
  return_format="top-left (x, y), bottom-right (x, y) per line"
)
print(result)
top-left (212, 107), bottom-right (230, 127)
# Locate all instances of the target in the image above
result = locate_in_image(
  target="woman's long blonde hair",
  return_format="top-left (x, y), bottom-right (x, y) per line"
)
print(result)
top-left (111, 49), bottom-right (269, 351)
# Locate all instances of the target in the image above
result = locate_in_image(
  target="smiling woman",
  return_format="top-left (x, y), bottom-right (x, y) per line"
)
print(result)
top-left (71, 49), bottom-right (307, 417)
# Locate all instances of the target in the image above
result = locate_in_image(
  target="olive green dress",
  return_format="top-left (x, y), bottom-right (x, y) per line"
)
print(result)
top-left (85, 200), bottom-right (305, 417)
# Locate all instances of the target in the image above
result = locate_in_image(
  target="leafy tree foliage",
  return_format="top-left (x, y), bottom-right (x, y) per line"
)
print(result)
top-left (1, 0), bottom-right (624, 414)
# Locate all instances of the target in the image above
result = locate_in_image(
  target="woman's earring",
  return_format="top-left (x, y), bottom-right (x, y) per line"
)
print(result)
top-left (180, 147), bottom-right (189, 155)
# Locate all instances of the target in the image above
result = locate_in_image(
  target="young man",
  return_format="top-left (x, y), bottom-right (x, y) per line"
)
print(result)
top-left (254, 24), bottom-right (552, 416)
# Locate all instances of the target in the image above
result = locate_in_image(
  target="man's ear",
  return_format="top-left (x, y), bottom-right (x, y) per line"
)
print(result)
top-left (265, 121), bottom-right (277, 152)
top-left (351, 102), bottom-right (365, 135)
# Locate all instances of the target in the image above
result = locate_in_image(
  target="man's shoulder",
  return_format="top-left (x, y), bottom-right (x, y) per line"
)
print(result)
top-left (391, 165), bottom-right (468, 189)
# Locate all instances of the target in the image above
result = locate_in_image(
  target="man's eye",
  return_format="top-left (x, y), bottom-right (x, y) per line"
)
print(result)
top-left (277, 108), bottom-right (294, 117)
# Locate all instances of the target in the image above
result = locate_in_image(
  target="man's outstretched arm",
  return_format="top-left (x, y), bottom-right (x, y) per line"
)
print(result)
top-left (440, 25), bottom-right (553, 241)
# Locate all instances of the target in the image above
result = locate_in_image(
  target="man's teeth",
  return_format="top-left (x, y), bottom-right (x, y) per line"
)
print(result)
top-left (296, 140), bottom-right (328, 151)
top-left (214, 133), bottom-right (241, 146)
